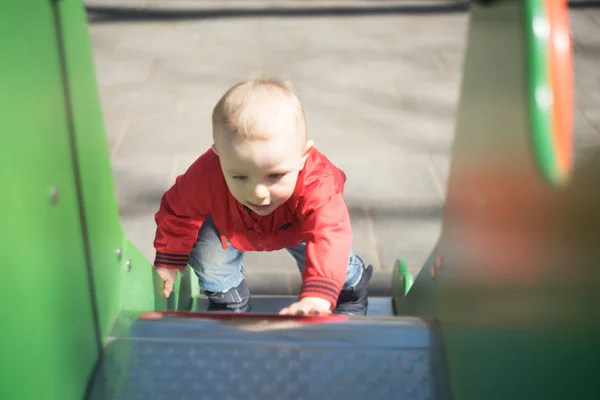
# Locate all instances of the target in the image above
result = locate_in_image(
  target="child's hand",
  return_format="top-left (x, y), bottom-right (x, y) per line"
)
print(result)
top-left (154, 267), bottom-right (178, 297)
top-left (279, 297), bottom-right (332, 316)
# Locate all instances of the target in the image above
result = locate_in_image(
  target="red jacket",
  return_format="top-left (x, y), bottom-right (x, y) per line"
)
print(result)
top-left (153, 147), bottom-right (352, 307)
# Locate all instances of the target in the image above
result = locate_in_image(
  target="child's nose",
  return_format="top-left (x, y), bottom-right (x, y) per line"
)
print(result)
top-left (251, 184), bottom-right (269, 201)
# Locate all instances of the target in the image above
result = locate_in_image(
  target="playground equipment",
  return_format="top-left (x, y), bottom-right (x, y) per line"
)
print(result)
top-left (1, 0), bottom-right (599, 399)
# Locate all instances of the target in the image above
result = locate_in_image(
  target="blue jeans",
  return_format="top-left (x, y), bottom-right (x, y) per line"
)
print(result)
top-left (189, 215), bottom-right (363, 293)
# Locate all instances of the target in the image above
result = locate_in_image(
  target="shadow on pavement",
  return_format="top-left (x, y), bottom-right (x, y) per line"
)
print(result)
top-left (570, 0), bottom-right (600, 8)
top-left (86, 0), bottom-right (600, 23)
top-left (116, 187), bottom-right (445, 221)
top-left (86, 1), bottom-right (472, 23)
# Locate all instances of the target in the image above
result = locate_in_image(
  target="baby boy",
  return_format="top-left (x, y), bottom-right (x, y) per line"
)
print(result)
top-left (153, 79), bottom-right (373, 316)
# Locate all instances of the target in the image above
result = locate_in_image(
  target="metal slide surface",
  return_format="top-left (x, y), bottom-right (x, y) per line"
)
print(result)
top-left (90, 314), bottom-right (450, 400)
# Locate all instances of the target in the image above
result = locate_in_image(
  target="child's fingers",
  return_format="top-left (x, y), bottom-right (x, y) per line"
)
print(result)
top-left (279, 300), bottom-right (331, 316)
top-left (279, 305), bottom-right (303, 315)
top-left (279, 304), bottom-right (310, 316)
top-left (154, 268), bottom-right (178, 298)
top-left (294, 307), bottom-right (309, 316)
top-left (308, 309), bottom-right (331, 315)
top-left (163, 278), bottom-right (174, 297)
top-left (278, 307), bottom-right (289, 315)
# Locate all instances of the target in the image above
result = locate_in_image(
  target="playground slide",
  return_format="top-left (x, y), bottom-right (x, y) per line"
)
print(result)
top-left (1, 1), bottom-right (599, 399)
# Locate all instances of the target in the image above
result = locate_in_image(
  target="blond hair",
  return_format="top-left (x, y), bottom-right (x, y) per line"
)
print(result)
top-left (212, 79), bottom-right (307, 144)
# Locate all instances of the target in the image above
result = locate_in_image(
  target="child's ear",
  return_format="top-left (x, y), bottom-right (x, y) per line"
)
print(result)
top-left (299, 140), bottom-right (314, 169)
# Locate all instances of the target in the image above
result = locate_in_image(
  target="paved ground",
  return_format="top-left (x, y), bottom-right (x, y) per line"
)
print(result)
top-left (85, 0), bottom-right (600, 295)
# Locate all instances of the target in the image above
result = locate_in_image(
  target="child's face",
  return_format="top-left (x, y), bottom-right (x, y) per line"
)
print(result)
top-left (216, 133), bottom-right (311, 216)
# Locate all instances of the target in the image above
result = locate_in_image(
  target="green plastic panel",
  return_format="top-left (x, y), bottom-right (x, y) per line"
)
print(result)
top-left (393, 247), bottom-right (440, 317)
top-left (525, 0), bottom-right (556, 183)
top-left (52, 0), bottom-right (161, 342)
top-left (0, 2), bottom-right (98, 398)
top-left (428, 0), bottom-right (600, 399)
top-left (0, 0), bottom-right (174, 397)
top-left (525, 0), bottom-right (574, 186)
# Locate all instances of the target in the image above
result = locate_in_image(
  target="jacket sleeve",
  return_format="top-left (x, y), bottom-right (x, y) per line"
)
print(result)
top-left (153, 156), bottom-right (212, 270)
top-left (297, 178), bottom-right (353, 309)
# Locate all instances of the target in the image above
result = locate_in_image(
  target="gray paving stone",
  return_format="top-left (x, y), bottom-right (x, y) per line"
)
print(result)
top-left (370, 203), bottom-right (443, 273)
top-left (244, 269), bottom-right (303, 296)
top-left (103, 114), bottom-right (130, 155)
top-left (390, 113), bottom-right (455, 154)
top-left (172, 18), bottom-right (262, 45)
top-left (87, 23), bottom-right (129, 49)
top-left (347, 210), bottom-right (382, 269)
top-left (92, 51), bottom-right (155, 87)
top-left (395, 74), bottom-right (461, 117)
top-left (434, 49), bottom-right (465, 77)
top-left (572, 10), bottom-right (600, 109)
top-left (115, 25), bottom-right (209, 60)
top-left (584, 9), bottom-right (600, 27)
top-left (340, 154), bottom-right (443, 205)
top-left (179, 82), bottom-right (234, 122)
top-left (242, 247), bottom-right (297, 269)
top-left (243, 234), bottom-right (393, 296)
top-left (87, 30), bottom-right (120, 54)
top-left (574, 59), bottom-right (600, 108)
top-left (308, 14), bottom-right (468, 53)
top-left (294, 49), bottom-right (452, 92)
top-left (295, 75), bottom-right (459, 155)
top-left (99, 82), bottom-right (184, 119)
top-left (111, 156), bottom-right (176, 259)
top-left (122, 214), bottom-right (158, 263)
top-left (111, 156), bottom-right (175, 216)
top-left (149, 20), bottom-right (266, 83)
top-left (581, 109), bottom-right (600, 136)
top-left (150, 55), bottom-right (260, 86)
top-left (575, 111), bottom-right (600, 168)
top-left (259, 17), bottom-right (392, 56)
top-left (570, 9), bottom-right (599, 37)
top-left (368, 269), bottom-right (394, 295)
top-left (429, 154), bottom-right (451, 191)
top-left (116, 114), bottom-right (213, 157)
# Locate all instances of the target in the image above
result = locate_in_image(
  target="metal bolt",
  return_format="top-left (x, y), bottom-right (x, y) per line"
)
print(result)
top-left (49, 187), bottom-right (59, 204)
top-left (115, 248), bottom-right (123, 261)
top-left (125, 259), bottom-right (132, 272)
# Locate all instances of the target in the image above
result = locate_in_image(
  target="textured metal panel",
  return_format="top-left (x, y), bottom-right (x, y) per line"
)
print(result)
top-left (91, 317), bottom-right (450, 400)
top-left (193, 296), bottom-right (396, 316)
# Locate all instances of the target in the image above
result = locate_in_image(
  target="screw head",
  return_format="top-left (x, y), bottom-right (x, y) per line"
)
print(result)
top-left (125, 259), bottom-right (132, 272)
top-left (49, 187), bottom-right (59, 204)
top-left (115, 248), bottom-right (123, 261)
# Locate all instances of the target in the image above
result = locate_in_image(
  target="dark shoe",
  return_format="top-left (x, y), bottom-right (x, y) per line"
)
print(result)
top-left (333, 259), bottom-right (373, 316)
top-left (204, 279), bottom-right (252, 313)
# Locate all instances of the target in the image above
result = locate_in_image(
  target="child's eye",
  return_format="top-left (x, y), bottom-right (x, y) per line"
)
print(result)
top-left (232, 175), bottom-right (248, 181)
top-left (269, 173), bottom-right (284, 180)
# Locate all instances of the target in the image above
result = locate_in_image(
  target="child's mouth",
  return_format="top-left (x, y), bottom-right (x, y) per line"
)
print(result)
top-left (247, 202), bottom-right (271, 210)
